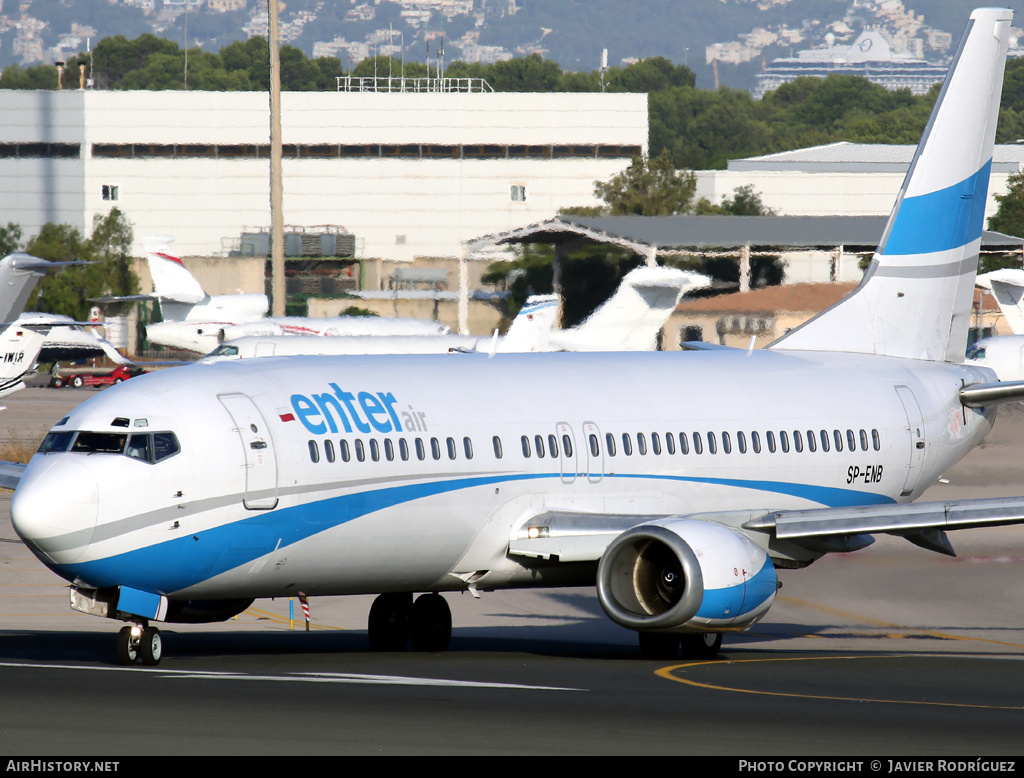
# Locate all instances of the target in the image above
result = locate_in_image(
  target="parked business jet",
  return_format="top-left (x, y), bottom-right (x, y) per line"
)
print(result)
top-left (966, 269), bottom-right (1024, 379)
top-left (12, 9), bottom-right (1024, 667)
top-left (0, 253), bottom-right (121, 389)
top-left (203, 267), bottom-right (708, 359)
top-left (133, 237), bottom-right (451, 353)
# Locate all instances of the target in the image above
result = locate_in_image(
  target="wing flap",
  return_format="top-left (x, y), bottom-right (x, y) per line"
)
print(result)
top-left (744, 496), bottom-right (1024, 538)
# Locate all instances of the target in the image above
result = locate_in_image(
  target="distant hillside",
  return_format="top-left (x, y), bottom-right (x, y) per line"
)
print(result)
top-left (3, 0), bottom-right (1023, 91)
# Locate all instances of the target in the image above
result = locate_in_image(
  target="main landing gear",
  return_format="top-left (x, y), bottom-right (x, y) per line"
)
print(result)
top-left (638, 631), bottom-right (722, 660)
top-left (368, 592), bottom-right (452, 652)
top-left (116, 622), bottom-right (163, 666)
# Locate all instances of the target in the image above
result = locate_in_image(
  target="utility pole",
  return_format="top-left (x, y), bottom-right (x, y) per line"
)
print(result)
top-left (269, 0), bottom-right (285, 316)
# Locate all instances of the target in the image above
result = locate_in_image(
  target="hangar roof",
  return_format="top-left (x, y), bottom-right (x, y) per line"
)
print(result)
top-left (467, 214), bottom-right (1024, 255)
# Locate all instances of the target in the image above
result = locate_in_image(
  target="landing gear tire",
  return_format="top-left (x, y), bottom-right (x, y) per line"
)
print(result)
top-left (116, 626), bottom-right (138, 665)
top-left (139, 626), bottom-right (162, 666)
top-left (410, 593), bottom-right (452, 652)
top-left (638, 632), bottom-right (680, 660)
top-left (71, 376), bottom-right (83, 388)
top-left (680, 632), bottom-right (722, 659)
top-left (368, 592), bottom-right (413, 651)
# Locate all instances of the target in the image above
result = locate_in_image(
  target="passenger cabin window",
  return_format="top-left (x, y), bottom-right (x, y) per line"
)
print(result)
top-left (637, 433), bottom-right (647, 456)
top-left (493, 436), bottom-right (502, 459)
top-left (665, 433), bottom-right (675, 455)
top-left (464, 437), bottom-right (474, 460)
top-left (737, 431), bottom-right (747, 454)
top-left (606, 433), bottom-right (616, 456)
top-left (400, 439), bottom-right (409, 461)
top-left (561, 434), bottom-right (572, 457)
top-left (622, 433), bottom-right (633, 456)
top-left (691, 432), bottom-right (702, 455)
top-left (308, 441), bottom-right (319, 463)
top-left (416, 438), bottom-right (426, 461)
top-left (678, 432), bottom-right (689, 455)
top-left (521, 435), bottom-right (531, 458)
top-left (324, 439), bottom-right (336, 463)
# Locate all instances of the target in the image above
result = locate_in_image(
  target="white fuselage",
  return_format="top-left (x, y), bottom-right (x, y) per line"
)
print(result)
top-left (11, 349), bottom-right (994, 605)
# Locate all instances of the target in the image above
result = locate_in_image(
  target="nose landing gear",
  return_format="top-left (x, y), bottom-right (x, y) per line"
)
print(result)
top-left (116, 622), bottom-right (162, 666)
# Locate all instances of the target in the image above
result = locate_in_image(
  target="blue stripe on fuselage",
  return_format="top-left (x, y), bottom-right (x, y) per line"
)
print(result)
top-left (883, 160), bottom-right (991, 256)
top-left (59, 472), bottom-right (892, 596)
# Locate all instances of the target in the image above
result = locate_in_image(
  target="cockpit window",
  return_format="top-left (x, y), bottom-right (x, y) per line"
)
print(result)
top-left (208, 344), bottom-right (239, 357)
top-left (72, 432), bottom-right (128, 454)
top-left (125, 434), bottom-right (152, 461)
top-left (38, 431), bottom-right (75, 453)
top-left (153, 432), bottom-right (180, 461)
top-left (39, 430), bottom-right (181, 463)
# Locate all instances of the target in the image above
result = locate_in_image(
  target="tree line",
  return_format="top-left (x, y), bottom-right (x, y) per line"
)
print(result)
top-left (8, 34), bottom-right (1024, 170)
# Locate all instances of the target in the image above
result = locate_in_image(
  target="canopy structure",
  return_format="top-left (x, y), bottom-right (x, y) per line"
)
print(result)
top-left (458, 214), bottom-right (1024, 333)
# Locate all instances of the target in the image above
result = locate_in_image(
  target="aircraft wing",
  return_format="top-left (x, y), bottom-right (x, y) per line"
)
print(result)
top-left (509, 497), bottom-right (1024, 563)
top-left (0, 461), bottom-right (26, 491)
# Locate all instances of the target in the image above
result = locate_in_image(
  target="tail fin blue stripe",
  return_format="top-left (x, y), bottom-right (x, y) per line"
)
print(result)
top-left (883, 159), bottom-right (992, 256)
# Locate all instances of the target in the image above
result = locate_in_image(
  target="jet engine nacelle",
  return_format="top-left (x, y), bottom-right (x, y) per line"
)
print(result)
top-left (596, 519), bottom-right (777, 633)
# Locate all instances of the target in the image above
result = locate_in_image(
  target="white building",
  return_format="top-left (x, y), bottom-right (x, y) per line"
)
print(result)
top-left (0, 87), bottom-right (647, 260)
top-left (696, 141), bottom-right (1024, 284)
top-left (697, 141), bottom-right (1024, 222)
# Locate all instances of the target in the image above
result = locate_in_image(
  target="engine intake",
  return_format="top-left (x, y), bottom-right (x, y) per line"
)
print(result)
top-left (596, 519), bottom-right (776, 633)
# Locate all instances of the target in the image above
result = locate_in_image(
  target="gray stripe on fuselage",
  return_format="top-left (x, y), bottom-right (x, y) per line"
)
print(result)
top-left (873, 254), bottom-right (977, 279)
top-left (35, 468), bottom-right (512, 553)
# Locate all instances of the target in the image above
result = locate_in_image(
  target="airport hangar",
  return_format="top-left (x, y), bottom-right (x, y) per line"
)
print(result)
top-left (466, 213), bottom-right (1024, 345)
top-left (0, 83), bottom-right (647, 263)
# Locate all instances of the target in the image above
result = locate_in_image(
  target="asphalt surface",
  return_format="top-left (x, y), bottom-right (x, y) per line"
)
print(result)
top-left (1, 384), bottom-right (1023, 755)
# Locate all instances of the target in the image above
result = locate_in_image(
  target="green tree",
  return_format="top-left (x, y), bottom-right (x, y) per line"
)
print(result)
top-left (989, 170), bottom-right (1024, 238)
top-left (25, 210), bottom-right (139, 320)
top-left (594, 150), bottom-right (698, 216)
top-left (0, 64), bottom-right (58, 90)
top-left (0, 223), bottom-right (21, 256)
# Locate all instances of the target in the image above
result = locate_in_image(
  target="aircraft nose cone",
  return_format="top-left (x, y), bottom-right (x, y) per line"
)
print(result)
top-left (12, 458), bottom-right (98, 565)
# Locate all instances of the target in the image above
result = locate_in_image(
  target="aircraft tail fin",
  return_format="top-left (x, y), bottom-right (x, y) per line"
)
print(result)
top-left (551, 266), bottom-right (710, 351)
top-left (977, 269), bottom-right (1024, 335)
top-left (143, 236), bottom-right (206, 310)
top-left (0, 254), bottom-right (51, 324)
top-left (498, 294), bottom-right (559, 352)
top-left (771, 8), bottom-right (1011, 362)
top-left (0, 325), bottom-right (47, 398)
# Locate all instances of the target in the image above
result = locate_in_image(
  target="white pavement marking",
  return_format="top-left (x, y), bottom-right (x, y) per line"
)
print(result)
top-left (0, 661), bottom-right (586, 691)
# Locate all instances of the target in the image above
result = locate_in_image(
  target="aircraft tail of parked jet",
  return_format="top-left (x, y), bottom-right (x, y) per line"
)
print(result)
top-left (772, 14), bottom-right (1007, 363)
top-left (977, 269), bottom-right (1024, 335)
top-left (497, 294), bottom-right (559, 352)
top-left (123, 236), bottom-right (269, 325)
top-left (0, 253), bottom-right (52, 324)
top-left (548, 266), bottom-right (710, 352)
top-left (0, 325), bottom-right (48, 397)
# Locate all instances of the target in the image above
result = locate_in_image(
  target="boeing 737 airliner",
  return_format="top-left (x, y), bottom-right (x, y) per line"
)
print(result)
top-left (12, 8), bottom-right (1024, 666)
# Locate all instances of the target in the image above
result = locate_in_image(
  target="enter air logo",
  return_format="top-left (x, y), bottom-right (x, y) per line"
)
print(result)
top-left (290, 384), bottom-right (426, 434)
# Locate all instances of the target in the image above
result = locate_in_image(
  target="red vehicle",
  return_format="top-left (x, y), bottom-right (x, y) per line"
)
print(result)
top-left (50, 364), bottom-right (147, 389)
